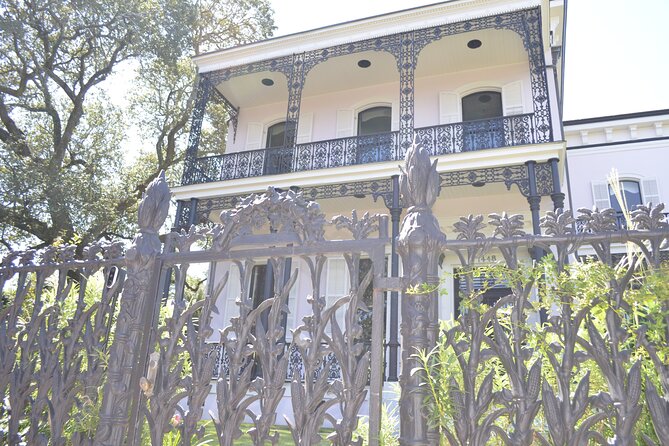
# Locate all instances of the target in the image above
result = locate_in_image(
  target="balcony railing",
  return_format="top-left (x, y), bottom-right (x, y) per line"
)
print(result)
top-left (182, 113), bottom-right (536, 186)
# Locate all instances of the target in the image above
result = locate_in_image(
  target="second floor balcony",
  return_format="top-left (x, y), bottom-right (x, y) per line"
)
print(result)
top-left (181, 5), bottom-right (557, 187)
top-left (183, 113), bottom-right (536, 185)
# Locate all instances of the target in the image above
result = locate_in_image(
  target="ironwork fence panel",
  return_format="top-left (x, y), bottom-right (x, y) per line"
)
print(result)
top-left (112, 185), bottom-right (389, 446)
top-left (0, 244), bottom-right (126, 446)
top-left (5, 145), bottom-right (669, 446)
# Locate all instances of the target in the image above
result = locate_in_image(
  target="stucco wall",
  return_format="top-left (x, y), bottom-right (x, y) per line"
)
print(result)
top-left (226, 62), bottom-right (532, 153)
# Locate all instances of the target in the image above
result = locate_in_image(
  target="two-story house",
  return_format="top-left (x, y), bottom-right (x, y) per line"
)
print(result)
top-left (170, 0), bottom-right (567, 418)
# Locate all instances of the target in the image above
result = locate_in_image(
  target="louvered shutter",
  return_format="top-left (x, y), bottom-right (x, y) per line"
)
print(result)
top-left (642, 179), bottom-right (661, 207)
top-left (326, 258), bottom-right (349, 331)
top-left (336, 109), bottom-right (355, 137)
top-left (502, 81), bottom-right (524, 115)
top-left (245, 122), bottom-right (263, 150)
top-left (391, 100), bottom-right (400, 131)
top-left (296, 113), bottom-right (313, 144)
top-left (224, 265), bottom-right (241, 325)
top-left (285, 267), bottom-right (299, 340)
top-left (439, 91), bottom-right (460, 124)
top-left (591, 181), bottom-right (611, 210)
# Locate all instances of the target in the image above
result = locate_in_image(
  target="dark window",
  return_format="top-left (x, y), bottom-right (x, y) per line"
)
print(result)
top-left (356, 106), bottom-right (393, 164)
top-left (461, 91), bottom-right (503, 121)
top-left (609, 180), bottom-right (642, 213)
top-left (461, 91), bottom-right (504, 151)
top-left (357, 106), bottom-right (391, 136)
top-left (453, 268), bottom-right (511, 318)
top-left (265, 122), bottom-right (286, 148)
top-left (264, 122), bottom-right (292, 175)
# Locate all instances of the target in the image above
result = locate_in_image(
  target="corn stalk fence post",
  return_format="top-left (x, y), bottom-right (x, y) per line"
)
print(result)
top-left (94, 172), bottom-right (171, 446)
top-left (397, 140), bottom-right (445, 445)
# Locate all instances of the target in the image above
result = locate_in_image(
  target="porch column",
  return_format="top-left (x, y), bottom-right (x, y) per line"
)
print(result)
top-left (283, 52), bottom-right (306, 149)
top-left (549, 157), bottom-right (566, 210)
top-left (397, 142), bottom-right (444, 446)
top-left (387, 174), bottom-right (402, 381)
top-left (181, 78), bottom-right (212, 184)
top-left (525, 160), bottom-right (542, 241)
top-left (398, 32), bottom-right (416, 156)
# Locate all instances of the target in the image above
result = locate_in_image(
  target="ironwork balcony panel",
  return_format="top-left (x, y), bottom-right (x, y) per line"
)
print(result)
top-left (416, 113), bottom-right (535, 156)
top-left (294, 132), bottom-right (398, 172)
top-left (181, 113), bottom-right (537, 186)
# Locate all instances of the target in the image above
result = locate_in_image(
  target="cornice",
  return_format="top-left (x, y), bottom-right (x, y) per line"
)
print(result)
top-left (193, 0), bottom-right (541, 73)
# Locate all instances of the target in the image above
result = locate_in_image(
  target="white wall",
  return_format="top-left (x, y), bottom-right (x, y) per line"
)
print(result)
top-left (566, 140), bottom-right (668, 211)
top-left (227, 63), bottom-right (533, 153)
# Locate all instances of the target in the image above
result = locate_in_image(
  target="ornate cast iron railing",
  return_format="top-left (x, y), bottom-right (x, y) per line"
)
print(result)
top-left (206, 342), bottom-right (343, 381)
top-left (416, 113), bottom-right (535, 156)
top-left (181, 114), bottom-right (536, 185)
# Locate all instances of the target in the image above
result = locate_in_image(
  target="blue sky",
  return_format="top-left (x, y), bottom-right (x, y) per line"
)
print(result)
top-left (270, 0), bottom-right (669, 120)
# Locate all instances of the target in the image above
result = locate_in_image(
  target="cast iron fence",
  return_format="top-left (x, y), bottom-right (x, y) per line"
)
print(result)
top-left (3, 141), bottom-right (669, 445)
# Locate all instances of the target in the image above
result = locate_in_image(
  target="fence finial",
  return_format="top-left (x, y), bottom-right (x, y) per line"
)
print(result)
top-left (137, 171), bottom-right (170, 233)
top-left (399, 137), bottom-right (440, 210)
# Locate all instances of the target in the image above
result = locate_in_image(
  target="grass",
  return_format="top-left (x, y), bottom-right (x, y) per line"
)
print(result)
top-left (162, 422), bottom-right (333, 445)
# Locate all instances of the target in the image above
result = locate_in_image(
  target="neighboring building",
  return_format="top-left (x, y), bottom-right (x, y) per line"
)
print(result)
top-left (168, 0), bottom-right (582, 419)
top-left (564, 109), bottom-right (668, 225)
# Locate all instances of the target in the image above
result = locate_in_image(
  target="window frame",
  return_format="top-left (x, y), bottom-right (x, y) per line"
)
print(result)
top-left (264, 120), bottom-right (287, 149)
top-left (355, 104), bottom-right (393, 136)
top-left (460, 90), bottom-right (504, 122)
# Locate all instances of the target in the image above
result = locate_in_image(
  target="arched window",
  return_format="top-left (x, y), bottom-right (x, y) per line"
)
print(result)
top-left (609, 180), bottom-right (642, 212)
top-left (355, 106), bottom-right (393, 164)
top-left (461, 91), bottom-right (504, 151)
top-left (461, 91), bottom-right (503, 121)
top-left (357, 106), bottom-right (391, 136)
top-left (265, 121), bottom-right (286, 148)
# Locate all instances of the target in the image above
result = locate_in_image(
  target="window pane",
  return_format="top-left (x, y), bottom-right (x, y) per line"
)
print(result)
top-left (358, 106), bottom-right (391, 136)
top-left (609, 180), bottom-right (642, 212)
top-left (266, 122), bottom-right (285, 148)
top-left (461, 91), bottom-right (503, 121)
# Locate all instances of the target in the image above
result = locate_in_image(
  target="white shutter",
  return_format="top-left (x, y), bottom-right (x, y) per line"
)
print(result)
top-left (642, 179), bottom-right (661, 207)
top-left (245, 122), bottom-right (263, 150)
top-left (502, 81), bottom-right (524, 115)
top-left (439, 91), bottom-right (460, 124)
top-left (326, 258), bottom-right (349, 331)
top-left (391, 100), bottom-right (400, 131)
top-left (296, 113), bottom-right (313, 144)
top-left (224, 265), bottom-right (241, 325)
top-left (336, 109), bottom-right (355, 138)
top-left (591, 181), bottom-right (611, 210)
top-left (285, 267), bottom-right (299, 340)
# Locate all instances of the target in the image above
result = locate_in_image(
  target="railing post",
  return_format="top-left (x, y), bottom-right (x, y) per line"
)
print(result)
top-left (388, 174), bottom-right (401, 382)
top-left (549, 157), bottom-right (565, 210)
top-left (397, 140), bottom-right (445, 446)
top-left (94, 172), bottom-right (170, 446)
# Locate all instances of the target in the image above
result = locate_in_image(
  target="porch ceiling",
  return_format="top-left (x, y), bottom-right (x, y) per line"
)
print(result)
top-left (213, 28), bottom-right (528, 109)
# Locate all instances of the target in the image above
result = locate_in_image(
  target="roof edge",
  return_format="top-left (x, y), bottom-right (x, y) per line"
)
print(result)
top-left (564, 109), bottom-right (669, 126)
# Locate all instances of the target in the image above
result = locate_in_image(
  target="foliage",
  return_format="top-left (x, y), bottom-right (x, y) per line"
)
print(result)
top-left (354, 399), bottom-right (400, 446)
top-left (0, 0), bottom-right (275, 252)
top-left (419, 257), bottom-right (669, 445)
